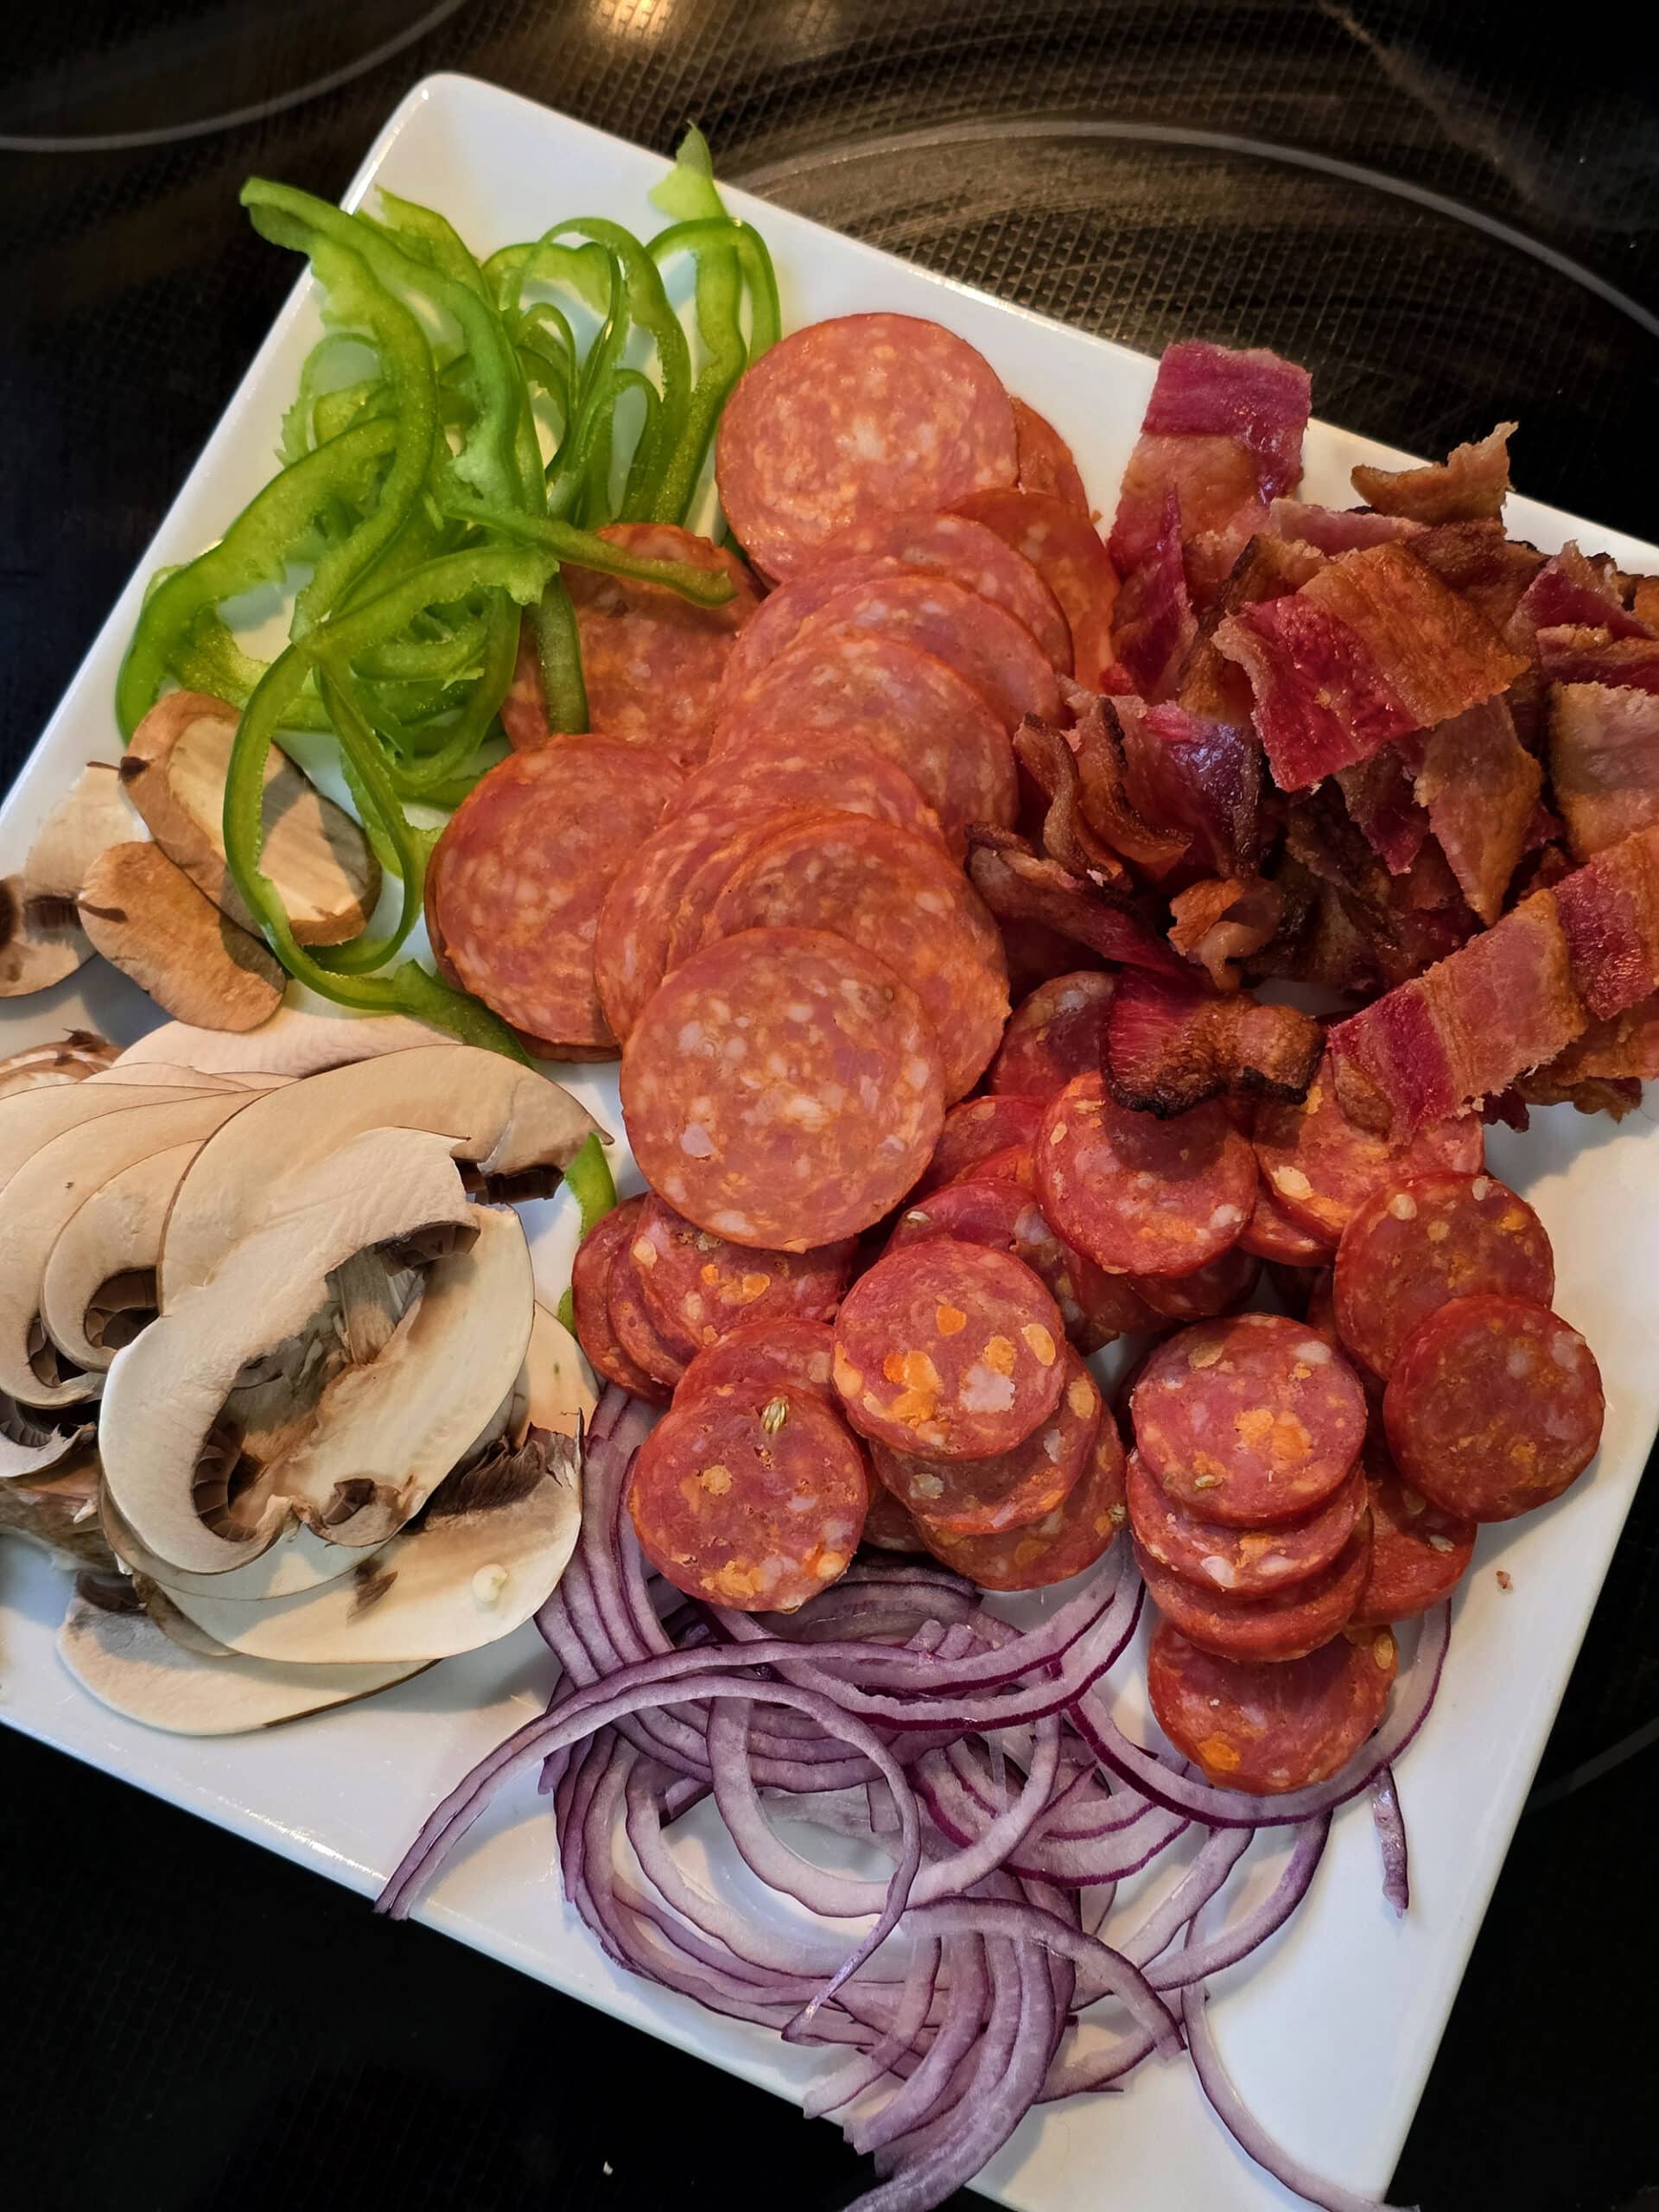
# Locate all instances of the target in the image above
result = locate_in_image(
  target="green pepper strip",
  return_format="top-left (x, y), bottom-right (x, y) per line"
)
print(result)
top-left (372, 190), bottom-right (493, 302)
top-left (644, 132), bottom-right (746, 524)
top-left (554, 1132), bottom-right (617, 1329)
top-left (281, 330), bottom-right (373, 463)
top-left (531, 577), bottom-right (588, 734)
top-left (441, 498), bottom-right (736, 607)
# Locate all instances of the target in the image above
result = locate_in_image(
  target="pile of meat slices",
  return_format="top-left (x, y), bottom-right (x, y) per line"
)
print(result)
top-left (431, 308), bottom-right (1639, 1791)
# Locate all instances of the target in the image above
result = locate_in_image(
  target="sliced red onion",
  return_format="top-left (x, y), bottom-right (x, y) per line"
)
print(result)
top-left (1116, 1827), bottom-right (1253, 1973)
top-left (1370, 1768), bottom-right (1410, 1915)
top-left (848, 1936), bottom-right (991, 2157)
top-left (1147, 1817), bottom-right (1328, 1991)
top-left (804, 1937), bottom-right (943, 2120)
top-left (914, 1751), bottom-right (1190, 1886)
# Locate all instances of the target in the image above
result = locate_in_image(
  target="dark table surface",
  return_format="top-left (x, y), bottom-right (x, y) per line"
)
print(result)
top-left (3, 4), bottom-right (1658, 2208)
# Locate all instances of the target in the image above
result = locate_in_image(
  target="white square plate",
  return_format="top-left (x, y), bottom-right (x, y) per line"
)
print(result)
top-left (3, 72), bottom-right (1657, 2212)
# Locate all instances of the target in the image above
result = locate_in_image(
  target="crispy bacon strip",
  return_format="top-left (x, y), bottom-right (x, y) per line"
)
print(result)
top-left (1014, 719), bottom-right (1133, 890)
top-left (1266, 500), bottom-right (1422, 553)
top-left (1103, 969), bottom-right (1321, 1116)
top-left (1041, 696), bottom-right (1189, 875)
top-left (1113, 697), bottom-right (1262, 878)
top-left (1516, 543), bottom-right (1652, 639)
top-left (1168, 875), bottom-right (1285, 989)
top-left (1554, 823), bottom-right (1659, 1018)
top-left (1410, 519), bottom-right (1544, 632)
top-left (1412, 696), bottom-right (1541, 923)
top-left (1337, 750), bottom-right (1430, 875)
top-left (1548, 683), bottom-right (1659, 860)
top-left (1527, 993), bottom-right (1659, 1085)
top-left (1634, 578), bottom-right (1659, 630)
top-left (1179, 531), bottom-right (1325, 721)
top-left (1351, 423), bottom-right (1516, 524)
top-left (963, 827), bottom-right (1190, 978)
top-left (1109, 486), bottom-right (1195, 699)
top-left (1537, 626), bottom-right (1659, 694)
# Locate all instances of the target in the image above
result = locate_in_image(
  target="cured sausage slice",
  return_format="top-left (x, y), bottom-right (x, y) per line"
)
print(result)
top-left (1147, 1620), bottom-right (1398, 1794)
top-left (677, 1318), bottom-right (837, 1406)
top-left (1254, 1054), bottom-right (1484, 1243)
top-left (832, 1236), bottom-right (1066, 1460)
top-left (699, 811), bottom-right (1010, 1102)
top-left (1349, 1455), bottom-right (1476, 1626)
top-left (621, 927), bottom-right (945, 1249)
top-left (427, 738), bottom-right (683, 1057)
top-left (1135, 1521), bottom-right (1371, 1662)
top-left (570, 1199), bottom-right (671, 1405)
top-left (607, 1241), bottom-right (693, 1390)
top-left (918, 1095), bottom-right (1047, 1197)
top-left (1037, 1074), bottom-right (1257, 1278)
top-left (563, 523), bottom-right (760, 770)
top-left (668, 732), bottom-right (945, 849)
top-left (1126, 1449), bottom-right (1367, 1599)
top-left (872, 1348), bottom-right (1100, 1535)
top-left (709, 632), bottom-right (1017, 849)
top-left (1332, 1171), bottom-right (1554, 1377)
top-left (989, 973), bottom-right (1116, 1099)
top-left (1240, 1182), bottom-right (1330, 1265)
top-left (630, 1194), bottom-right (855, 1353)
top-left (791, 573), bottom-right (1064, 734)
top-left (715, 314), bottom-right (1018, 582)
top-left (916, 1405), bottom-right (1127, 1590)
top-left (1382, 1295), bottom-right (1604, 1522)
top-left (627, 1380), bottom-right (869, 1611)
top-left (1009, 398), bottom-right (1090, 518)
top-left (815, 510), bottom-right (1072, 670)
top-left (594, 807), bottom-right (752, 1046)
top-left (1129, 1242), bottom-right (1262, 1323)
top-left (950, 1143), bottom-right (1039, 1193)
top-left (950, 488), bottom-right (1120, 690)
top-left (718, 557), bottom-right (906, 705)
top-left (861, 1484), bottom-right (929, 1554)
top-left (1131, 1312), bottom-right (1369, 1525)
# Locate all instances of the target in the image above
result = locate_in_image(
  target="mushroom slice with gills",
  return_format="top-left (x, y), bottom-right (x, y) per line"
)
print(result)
top-left (99, 1125), bottom-right (480, 1575)
top-left (161, 1424), bottom-right (582, 1665)
top-left (23, 764), bottom-right (138, 906)
top-left (0, 1093), bottom-right (257, 1408)
top-left (2, 1389), bottom-right (95, 1483)
top-left (0, 1032), bottom-right (118, 1101)
top-left (58, 1577), bottom-right (426, 1736)
top-left (1, 874), bottom-right (89, 996)
top-left (99, 1483), bottom-right (384, 1605)
top-left (159, 1046), bottom-right (600, 1301)
top-left (112, 1003), bottom-right (454, 1079)
top-left (41, 1141), bottom-right (204, 1374)
top-left (78, 842), bottom-right (285, 1033)
top-left (120, 693), bottom-right (379, 946)
top-left (0, 1448), bottom-right (112, 1571)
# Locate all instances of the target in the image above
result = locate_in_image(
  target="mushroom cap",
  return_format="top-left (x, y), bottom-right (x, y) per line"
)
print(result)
top-left (23, 763), bottom-right (138, 905)
top-left (0, 1033), bottom-right (118, 1101)
top-left (1, 874), bottom-right (89, 997)
top-left (99, 1484), bottom-right (383, 1604)
top-left (78, 842), bottom-right (285, 1033)
top-left (2, 1391), bottom-right (96, 1484)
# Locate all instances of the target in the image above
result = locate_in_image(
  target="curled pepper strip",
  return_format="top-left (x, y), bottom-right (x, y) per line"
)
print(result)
top-left (440, 497), bottom-right (737, 607)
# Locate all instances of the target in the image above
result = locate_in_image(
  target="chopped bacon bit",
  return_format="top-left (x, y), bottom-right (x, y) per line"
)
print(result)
top-left (1520, 993), bottom-right (1659, 1107)
top-left (963, 826), bottom-right (1190, 977)
top-left (1137, 342), bottom-right (1312, 487)
top-left (1114, 697), bottom-right (1262, 877)
top-left (1267, 500), bottom-right (1423, 553)
top-left (1061, 693), bottom-right (1189, 874)
top-left (1549, 683), bottom-right (1659, 860)
top-left (1410, 520), bottom-right (1545, 632)
top-left (1337, 750), bottom-right (1430, 875)
top-left (1014, 718), bottom-right (1134, 889)
top-left (1103, 969), bottom-right (1322, 1117)
top-left (1179, 531), bottom-right (1325, 721)
top-left (1634, 578), bottom-right (1659, 630)
top-left (1537, 626), bottom-right (1659, 695)
top-left (1516, 543), bottom-right (1653, 641)
top-left (1109, 486), bottom-right (1195, 699)
top-left (1553, 824), bottom-right (1659, 1018)
top-left (1516, 1071), bottom-right (1643, 1119)
top-left (1351, 423), bottom-right (1516, 524)
top-left (1168, 875), bottom-right (1286, 990)
top-left (1413, 696), bottom-right (1542, 924)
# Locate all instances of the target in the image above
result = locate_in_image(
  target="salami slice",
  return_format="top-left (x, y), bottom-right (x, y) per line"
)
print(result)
top-left (989, 973), bottom-right (1116, 1099)
top-left (1009, 398), bottom-right (1091, 518)
top-left (1332, 1171), bottom-right (1554, 1377)
top-left (1129, 1243), bottom-right (1262, 1323)
top-left (627, 1380), bottom-right (869, 1611)
top-left (816, 510), bottom-right (1072, 670)
top-left (1240, 1182), bottom-right (1331, 1265)
top-left (630, 1194), bottom-right (855, 1353)
top-left (1255, 1054), bottom-right (1485, 1243)
top-left (594, 806), bottom-right (754, 1045)
top-left (1147, 1620), bottom-right (1399, 1794)
top-left (1350, 1455), bottom-right (1476, 1626)
top-left (668, 732), bottom-right (945, 850)
top-left (563, 523), bottom-right (760, 769)
top-left (832, 1237), bottom-right (1067, 1460)
top-left (950, 1143), bottom-right (1039, 1192)
top-left (792, 573), bottom-right (1063, 734)
top-left (918, 1095), bottom-right (1047, 1197)
top-left (660, 810), bottom-right (807, 974)
top-left (861, 1484), bottom-right (929, 1554)
top-left (1127, 1448), bottom-right (1367, 1599)
top-left (699, 811), bottom-right (1009, 1102)
top-left (1135, 1521), bottom-right (1371, 1663)
top-left (719, 557), bottom-right (907, 706)
top-left (1382, 1295), bottom-right (1604, 1522)
top-left (569, 1198), bottom-right (670, 1403)
top-left (951, 488), bottom-right (1120, 690)
top-left (1131, 1312), bottom-right (1369, 1526)
top-left (709, 633), bottom-right (1018, 849)
top-left (872, 1347), bottom-right (1099, 1535)
top-left (621, 927), bottom-right (945, 1249)
top-left (427, 738), bottom-right (683, 1057)
top-left (677, 1318), bottom-right (837, 1405)
top-left (1037, 1075), bottom-right (1257, 1278)
top-left (715, 314), bottom-right (1018, 582)
top-left (607, 1243), bottom-right (692, 1392)
top-left (917, 1404), bottom-right (1127, 1589)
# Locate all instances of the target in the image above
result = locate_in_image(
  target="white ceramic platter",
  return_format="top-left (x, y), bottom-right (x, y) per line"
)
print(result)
top-left (3, 71), bottom-right (1657, 2212)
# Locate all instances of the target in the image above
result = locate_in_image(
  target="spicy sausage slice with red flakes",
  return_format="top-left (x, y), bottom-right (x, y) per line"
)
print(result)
top-left (569, 1198), bottom-right (671, 1405)
top-left (916, 1405), bottom-right (1127, 1590)
top-left (630, 1195), bottom-right (855, 1354)
top-left (870, 1347), bottom-right (1101, 1536)
top-left (676, 1318), bottom-right (838, 1406)
top-left (1037, 1074), bottom-right (1257, 1278)
top-left (1135, 1521), bottom-right (1372, 1663)
top-left (1126, 1448), bottom-right (1368, 1599)
top-left (1147, 1620), bottom-right (1398, 1794)
top-left (989, 973), bottom-right (1116, 1100)
top-left (1349, 1453), bottom-right (1476, 1626)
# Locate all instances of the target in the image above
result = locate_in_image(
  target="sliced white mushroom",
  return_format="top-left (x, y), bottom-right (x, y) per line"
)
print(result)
top-left (99, 1127), bottom-right (480, 1575)
top-left (0, 1093), bottom-right (257, 1408)
top-left (23, 763), bottom-right (139, 905)
top-left (41, 1141), bottom-right (201, 1375)
top-left (2, 1389), bottom-right (95, 1483)
top-left (160, 1046), bottom-right (601, 1300)
top-left (78, 842), bottom-right (285, 1032)
top-left (112, 1003), bottom-right (453, 1078)
top-left (523, 1303), bottom-right (597, 1440)
top-left (0, 1077), bottom-right (223, 1202)
top-left (86, 1061), bottom-right (251, 1091)
top-left (0, 1449), bottom-right (111, 1569)
top-left (58, 1579), bottom-right (426, 1735)
top-left (101, 1477), bottom-right (380, 1602)
top-left (120, 693), bottom-right (379, 945)
top-left (0, 1032), bottom-right (118, 1101)
top-left (162, 1427), bottom-right (582, 1664)
top-left (1, 874), bottom-right (89, 996)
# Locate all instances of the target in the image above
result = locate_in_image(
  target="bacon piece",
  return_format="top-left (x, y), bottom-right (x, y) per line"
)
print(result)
top-left (963, 827), bottom-right (1191, 978)
top-left (1516, 543), bottom-right (1653, 639)
top-left (1168, 876), bottom-right (1285, 990)
top-left (1215, 543), bottom-right (1526, 790)
top-left (1113, 697), bottom-right (1262, 876)
top-left (1179, 532), bottom-right (1326, 721)
top-left (1267, 501), bottom-right (1423, 553)
top-left (1336, 751), bottom-right (1430, 875)
top-left (1410, 520), bottom-right (1544, 632)
top-left (1549, 683), bottom-right (1659, 860)
top-left (1537, 626), bottom-right (1659, 694)
top-left (1060, 693), bottom-right (1189, 874)
top-left (1103, 970), bottom-right (1321, 1116)
top-left (1109, 486), bottom-right (1194, 699)
top-left (1412, 696), bottom-right (1541, 923)
top-left (1522, 993), bottom-right (1659, 1093)
top-left (1554, 824), bottom-right (1659, 1017)
top-left (1634, 578), bottom-right (1659, 629)
top-left (1351, 423), bottom-right (1516, 524)
top-left (1013, 719), bottom-right (1134, 890)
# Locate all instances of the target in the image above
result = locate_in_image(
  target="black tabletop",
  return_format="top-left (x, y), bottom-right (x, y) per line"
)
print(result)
top-left (3, 6), bottom-right (1658, 2209)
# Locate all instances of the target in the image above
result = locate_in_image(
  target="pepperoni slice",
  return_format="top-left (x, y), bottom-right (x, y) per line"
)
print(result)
top-left (832, 1237), bottom-right (1066, 1460)
top-left (717, 557), bottom-right (908, 706)
top-left (569, 1198), bottom-right (671, 1404)
top-left (629, 1194), bottom-right (855, 1356)
top-left (1009, 398), bottom-right (1091, 518)
top-left (627, 1380), bottom-right (869, 1611)
top-left (1240, 1181), bottom-right (1331, 1265)
top-left (951, 488), bottom-right (1119, 690)
top-left (950, 1142), bottom-right (1039, 1192)
top-left (562, 523), bottom-right (760, 769)
top-left (1254, 1054), bottom-right (1485, 1243)
top-left (816, 510), bottom-right (1071, 670)
top-left (1135, 1521), bottom-right (1371, 1662)
top-left (1131, 1312), bottom-right (1369, 1526)
top-left (1037, 1075), bottom-right (1257, 1278)
top-left (989, 973), bottom-right (1116, 1099)
top-left (677, 1318), bottom-right (838, 1405)
top-left (872, 1347), bottom-right (1100, 1535)
top-left (427, 739), bottom-right (683, 1056)
top-left (594, 806), bottom-right (753, 1046)
top-left (1349, 1454), bottom-right (1476, 1626)
top-left (607, 1243), bottom-right (692, 1392)
top-left (1127, 1449), bottom-right (1367, 1598)
top-left (916, 1405), bottom-right (1128, 1590)
top-left (1147, 1620), bottom-right (1399, 1794)
top-left (918, 1095), bottom-right (1047, 1197)
top-left (715, 314), bottom-right (1018, 582)
top-left (621, 927), bottom-right (945, 1250)
top-left (1333, 1171), bottom-right (1554, 1377)
top-left (1129, 1243), bottom-right (1262, 1323)
top-left (710, 633), bottom-right (1017, 849)
top-left (861, 1484), bottom-right (929, 1554)
top-left (699, 811), bottom-right (1009, 1102)
top-left (794, 574), bottom-right (1063, 734)
top-left (1382, 1295), bottom-right (1604, 1522)
top-left (669, 732), bottom-right (945, 849)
